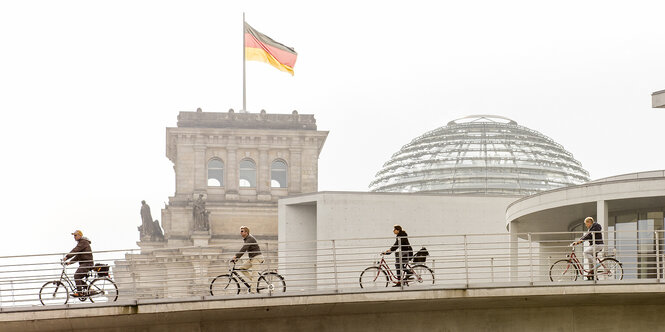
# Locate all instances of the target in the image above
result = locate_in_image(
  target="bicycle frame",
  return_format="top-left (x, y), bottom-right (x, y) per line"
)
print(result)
top-left (224, 261), bottom-right (266, 289)
top-left (54, 261), bottom-right (78, 293)
top-left (375, 255), bottom-right (416, 283)
top-left (566, 246), bottom-right (608, 274)
top-left (229, 268), bottom-right (253, 289)
top-left (212, 261), bottom-right (283, 294)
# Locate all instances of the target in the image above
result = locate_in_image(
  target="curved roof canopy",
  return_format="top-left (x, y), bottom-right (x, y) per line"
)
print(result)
top-left (369, 115), bottom-right (590, 195)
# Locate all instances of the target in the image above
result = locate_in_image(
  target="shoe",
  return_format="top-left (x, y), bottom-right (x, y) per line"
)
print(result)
top-left (72, 292), bottom-right (87, 297)
top-left (586, 273), bottom-right (595, 281)
top-left (404, 274), bottom-right (414, 280)
top-left (392, 282), bottom-right (402, 287)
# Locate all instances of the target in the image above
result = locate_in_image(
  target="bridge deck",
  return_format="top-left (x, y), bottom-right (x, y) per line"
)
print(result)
top-left (3, 283), bottom-right (665, 331)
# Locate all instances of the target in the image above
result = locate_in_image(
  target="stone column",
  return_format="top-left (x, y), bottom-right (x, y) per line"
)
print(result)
top-left (289, 149), bottom-right (302, 194)
top-left (257, 147), bottom-right (271, 201)
top-left (226, 147), bottom-right (239, 200)
top-left (193, 145), bottom-right (206, 192)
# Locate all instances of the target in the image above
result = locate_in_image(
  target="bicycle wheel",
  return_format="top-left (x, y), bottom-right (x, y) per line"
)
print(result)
top-left (549, 259), bottom-right (578, 282)
top-left (257, 272), bottom-right (286, 293)
top-left (597, 258), bottom-right (623, 281)
top-left (88, 277), bottom-right (118, 303)
top-left (359, 267), bottom-right (388, 289)
top-left (210, 274), bottom-right (240, 295)
top-left (39, 281), bottom-right (69, 305)
top-left (410, 264), bottom-right (435, 286)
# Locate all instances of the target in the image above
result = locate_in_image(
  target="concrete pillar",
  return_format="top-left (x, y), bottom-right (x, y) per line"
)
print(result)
top-left (510, 221), bottom-right (518, 281)
top-left (597, 200), bottom-right (609, 249)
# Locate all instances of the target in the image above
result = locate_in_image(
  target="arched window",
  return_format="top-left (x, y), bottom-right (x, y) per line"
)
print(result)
top-left (239, 159), bottom-right (256, 187)
top-left (207, 158), bottom-right (224, 187)
top-left (271, 160), bottom-right (288, 188)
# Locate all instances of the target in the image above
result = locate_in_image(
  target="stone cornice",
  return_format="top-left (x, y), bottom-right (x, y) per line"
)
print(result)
top-left (177, 110), bottom-right (318, 130)
top-left (165, 128), bottom-right (329, 163)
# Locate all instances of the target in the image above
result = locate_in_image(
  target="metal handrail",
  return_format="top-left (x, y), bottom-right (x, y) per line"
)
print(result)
top-left (0, 230), bottom-right (662, 307)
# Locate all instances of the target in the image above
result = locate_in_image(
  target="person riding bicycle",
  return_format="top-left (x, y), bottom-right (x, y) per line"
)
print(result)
top-left (64, 230), bottom-right (94, 297)
top-left (572, 217), bottom-right (604, 280)
top-left (383, 224), bottom-right (413, 287)
top-left (230, 226), bottom-right (264, 293)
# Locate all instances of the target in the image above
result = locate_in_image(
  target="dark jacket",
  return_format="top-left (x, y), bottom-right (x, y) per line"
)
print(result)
top-left (65, 237), bottom-right (94, 266)
top-left (235, 234), bottom-right (262, 259)
top-left (388, 230), bottom-right (413, 257)
top-left (580, 223), bottom-right (604, 245)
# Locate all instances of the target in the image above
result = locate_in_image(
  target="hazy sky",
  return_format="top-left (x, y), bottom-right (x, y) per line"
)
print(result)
top-left (1, 1), bottom-right (663, 256)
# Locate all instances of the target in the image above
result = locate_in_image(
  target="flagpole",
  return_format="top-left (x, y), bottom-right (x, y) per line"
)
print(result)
top-left (242, 12), bottom-right (246, 113)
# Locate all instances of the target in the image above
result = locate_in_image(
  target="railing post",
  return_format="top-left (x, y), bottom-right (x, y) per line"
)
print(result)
top-left (331, 240), bottom-right (339, 293)
top-left (592, 232), bottom-right (597, 285)
top-left (655, 231), bottom-right (660, 282)
top-left (11, 280), bottom-right (15, 306)
top-left (528, 233), bottom-right (533, 284)
top-left (491, 257), bottom-right (495, 283)
top-left (464, 235), bottom-right (469, 287)
top-left (266, 242), bottom-right (272, 296)
top-left (199, 245), bottom-right (204, 296)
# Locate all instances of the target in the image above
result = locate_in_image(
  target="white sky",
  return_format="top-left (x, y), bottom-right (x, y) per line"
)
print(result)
top-left (1, 1), bottom-right (663, 256)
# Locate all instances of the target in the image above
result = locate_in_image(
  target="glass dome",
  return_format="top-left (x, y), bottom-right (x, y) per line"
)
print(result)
top-left (369, 115), bottom-right (590, 195)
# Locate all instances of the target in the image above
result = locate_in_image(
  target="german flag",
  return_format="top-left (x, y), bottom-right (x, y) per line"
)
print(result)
top-left (244, 22), bottom-right (297, 75)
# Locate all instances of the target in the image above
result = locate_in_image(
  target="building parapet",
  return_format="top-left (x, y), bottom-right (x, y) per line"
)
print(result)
top-left (177, 109), bottom-right (317, 130)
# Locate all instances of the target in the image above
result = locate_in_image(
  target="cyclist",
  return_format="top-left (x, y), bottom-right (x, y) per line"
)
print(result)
top-left (64, 230), bottom-right (94, 296)
top-left (383, 224), bottom-right (413, 286)
top-left (572, 217), bottom-right (604, 280)
top-left (230, 226), bottom-right (264, 293)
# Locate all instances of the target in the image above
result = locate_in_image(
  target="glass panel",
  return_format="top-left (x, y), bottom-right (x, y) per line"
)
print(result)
top-left (239, 159), bottom-right (256, 187)
top-left (615, 220), bottom-right (637, 279)
top-left (638, 219), bottom-right (656, 279)
top-left (207, 159), bottom-right (224, 187)
top-left (271, 160), bottom-right (287, 188)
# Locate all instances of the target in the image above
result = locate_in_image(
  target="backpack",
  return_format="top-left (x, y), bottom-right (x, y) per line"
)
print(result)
top-left (412, 247), bottom-right (429, 263)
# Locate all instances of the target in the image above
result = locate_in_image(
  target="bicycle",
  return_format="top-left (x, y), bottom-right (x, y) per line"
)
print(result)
top-left (39, 260), bottom-right (118, 305)
top-left (549, 243), bottom-right (623, 282)
top-left (209, 260), bottom-right (286, 295)
top-left (359, 253), bottom-right (434, 289)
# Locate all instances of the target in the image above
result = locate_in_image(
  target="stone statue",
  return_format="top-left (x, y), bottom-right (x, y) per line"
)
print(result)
top-left (151, 219), bottom-right (165, 241)
top-left (193, 194), bottom-right (210, 231)
top-left (138, 200), bottom-right (154, 239)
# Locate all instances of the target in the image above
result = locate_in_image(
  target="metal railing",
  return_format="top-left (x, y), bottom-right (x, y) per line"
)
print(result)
top-left (1, 230), bottom-right (663, 308)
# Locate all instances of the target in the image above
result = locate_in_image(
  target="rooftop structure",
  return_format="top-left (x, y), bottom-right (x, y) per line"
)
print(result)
top-left (369, 115), bottom-right (590, 195)
top-left (653, 89), bottom-right (665, 108)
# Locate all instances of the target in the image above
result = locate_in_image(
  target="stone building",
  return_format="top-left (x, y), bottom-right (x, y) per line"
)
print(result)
top-left (116, 109), bottom-right (327, 299)
top-left (144, 108), bottom-right (328, 249)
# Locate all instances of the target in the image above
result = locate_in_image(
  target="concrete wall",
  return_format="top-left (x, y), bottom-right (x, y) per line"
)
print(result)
top-left (278, 192), bottom-right (522, 287)
top-left (280, 192), bottom-right (519, 240)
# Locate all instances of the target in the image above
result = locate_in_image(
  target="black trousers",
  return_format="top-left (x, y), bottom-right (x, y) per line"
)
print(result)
top-left (394, 252), bottom-right (413, 280)
top-left (74, 264), bottom-right (93, 291)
